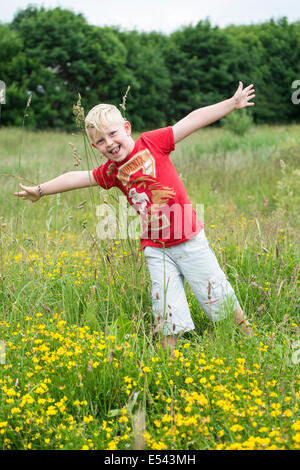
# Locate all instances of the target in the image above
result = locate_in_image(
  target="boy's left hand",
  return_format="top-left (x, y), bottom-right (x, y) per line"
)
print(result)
top-left (233, 81), bottom-right (255, 109)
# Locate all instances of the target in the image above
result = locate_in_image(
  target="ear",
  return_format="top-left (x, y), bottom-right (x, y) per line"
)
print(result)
top-left (124, 121), bottom-right (131, 136)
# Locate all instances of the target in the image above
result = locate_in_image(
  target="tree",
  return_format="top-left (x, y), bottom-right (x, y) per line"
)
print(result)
top-left (225, 18), bottom-right (300, 123)
top-left (1, 8), bottom-right (299, 129)
top-left (116, 30), bottom-right (171, 129)
top-left (0, 25), bottom-right (29, 126)
top-left (162, 20), bottom-right (243, 123)
top-left (10, 7), bottom-right (130, 129)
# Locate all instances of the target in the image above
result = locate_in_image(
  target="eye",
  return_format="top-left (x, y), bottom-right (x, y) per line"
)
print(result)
top-left (110, 131), bottom-right (116, 136)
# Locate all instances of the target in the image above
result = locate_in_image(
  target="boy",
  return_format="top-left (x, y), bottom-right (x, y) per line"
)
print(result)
top-left (14, 81), bottom-right (255, 351)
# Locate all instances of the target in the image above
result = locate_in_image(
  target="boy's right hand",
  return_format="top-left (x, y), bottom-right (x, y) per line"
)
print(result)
top-left (13, 183), bottom-right (40, 202)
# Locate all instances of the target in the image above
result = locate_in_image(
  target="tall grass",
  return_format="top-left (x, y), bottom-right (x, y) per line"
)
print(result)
top-left (0, 124), bottom-right (299, 450)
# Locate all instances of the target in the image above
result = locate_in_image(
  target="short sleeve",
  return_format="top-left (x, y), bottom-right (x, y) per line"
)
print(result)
top-left (92, 164), bottom-right (115, 189)
top-left (140, 126), bottom-right (175, 155)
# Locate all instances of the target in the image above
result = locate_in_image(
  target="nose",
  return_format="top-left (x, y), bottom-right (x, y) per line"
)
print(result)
top-left (105, 135), bottom-right (114, 146)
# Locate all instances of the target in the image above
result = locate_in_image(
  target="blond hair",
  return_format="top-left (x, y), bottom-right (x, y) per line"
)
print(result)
top-left (85, 104), bottom-right (125, 134)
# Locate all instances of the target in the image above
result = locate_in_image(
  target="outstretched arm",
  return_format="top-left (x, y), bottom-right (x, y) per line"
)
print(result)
top-left (172, 81), bottom-right (255, 144)
top-left (13, 170), bottom-right (97, 202)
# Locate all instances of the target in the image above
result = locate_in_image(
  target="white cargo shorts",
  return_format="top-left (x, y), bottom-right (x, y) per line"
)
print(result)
top-left (144, 229), bottom-right (240, 335)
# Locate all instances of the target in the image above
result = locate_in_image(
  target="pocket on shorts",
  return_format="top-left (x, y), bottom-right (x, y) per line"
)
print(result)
top-left (202, 275), bottom-right (238, 320)
top-left (203, 276), bottom-right (226, 306)
top-left (150, 280), bottom-right (161, 311)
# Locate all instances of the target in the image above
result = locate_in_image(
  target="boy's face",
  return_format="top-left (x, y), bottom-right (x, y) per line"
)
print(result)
top-left (90, 121), bottom-right (134, 163)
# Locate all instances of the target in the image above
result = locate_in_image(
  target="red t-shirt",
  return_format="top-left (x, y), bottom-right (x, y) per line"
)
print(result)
top-left (92, 126), bottom-right (203, 249)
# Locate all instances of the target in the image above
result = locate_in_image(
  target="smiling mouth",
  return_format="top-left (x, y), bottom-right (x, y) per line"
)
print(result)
top-left (110, 145), bottom-right (121, 156)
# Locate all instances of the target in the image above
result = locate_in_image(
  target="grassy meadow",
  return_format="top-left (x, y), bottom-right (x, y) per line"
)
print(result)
top-left (0, 122), bottom-right (299, 450)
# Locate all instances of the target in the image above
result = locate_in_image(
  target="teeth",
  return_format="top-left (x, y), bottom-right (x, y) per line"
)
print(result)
top-left (111, 146), bottom-right (120, 155)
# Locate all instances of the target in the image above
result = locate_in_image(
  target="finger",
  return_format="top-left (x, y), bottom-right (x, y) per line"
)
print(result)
top-left (247, 94), bottom-right (256, 100)
top-left (19, 183), bottom-right (29, 191)
top-left (235, 81), bottom-right (242, 93)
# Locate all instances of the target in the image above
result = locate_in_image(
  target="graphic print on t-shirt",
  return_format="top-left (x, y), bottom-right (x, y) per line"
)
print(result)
top-left (117, 149), bottom-right (156, 185)
top-left (129, 176), bottom-right (176, 233)
top-left (117, 149), bottom-right (176, 237)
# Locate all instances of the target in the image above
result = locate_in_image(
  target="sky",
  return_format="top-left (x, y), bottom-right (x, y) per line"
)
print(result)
top-left (1, 0), bottom-right (299, 33)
